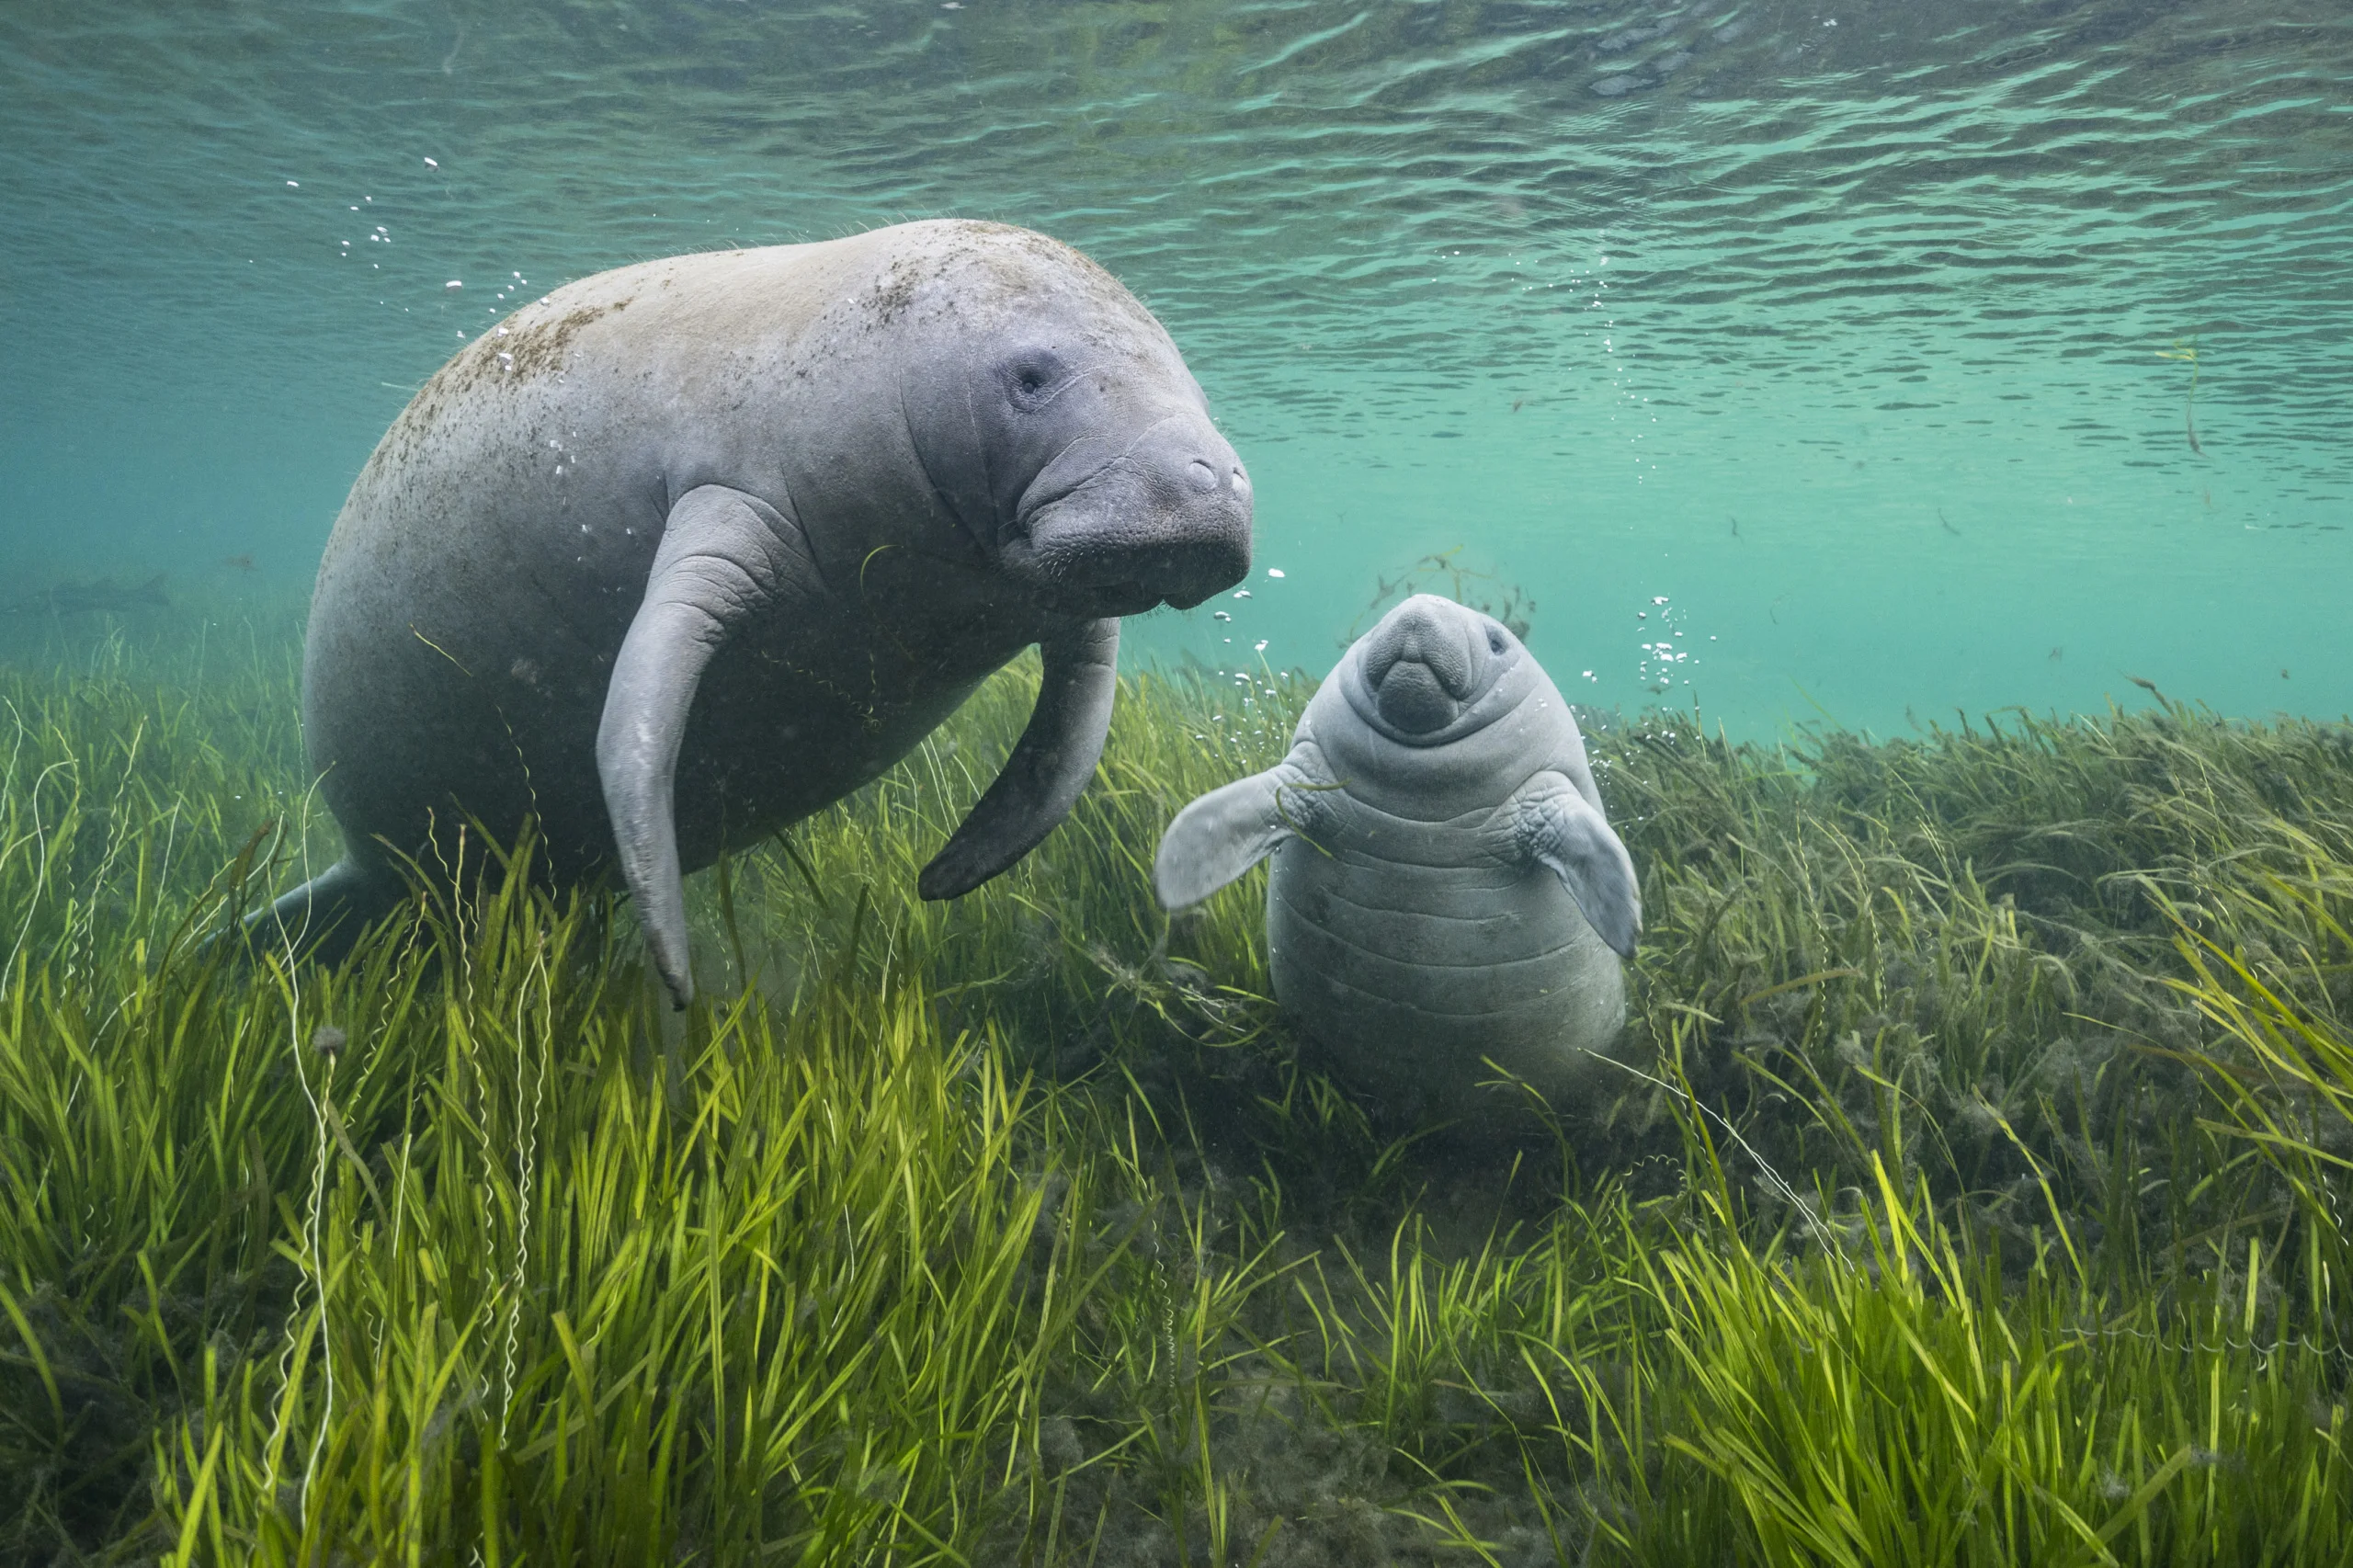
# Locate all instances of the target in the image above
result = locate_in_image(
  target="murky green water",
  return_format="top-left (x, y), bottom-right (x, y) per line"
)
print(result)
top-left (4, 0), bottom-right (2347, 733)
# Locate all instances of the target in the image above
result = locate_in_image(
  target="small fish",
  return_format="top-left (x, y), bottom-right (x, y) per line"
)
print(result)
top-left (223, 552), bottom-right (256, 572)
top-left (2049, 646), bottom-right (2063, 662)
top-left (8, 573), bottom-right (170, 615)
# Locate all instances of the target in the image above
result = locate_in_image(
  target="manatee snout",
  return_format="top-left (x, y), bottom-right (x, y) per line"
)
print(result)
top-left (1010, 417), bottom-right (1251, 613)
top-left (1362, 595), bottom-right (1499, 733)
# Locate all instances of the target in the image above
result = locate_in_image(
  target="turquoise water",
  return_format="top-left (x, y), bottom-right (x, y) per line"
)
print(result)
top-left (4, 0), bottom-right (2347, 735)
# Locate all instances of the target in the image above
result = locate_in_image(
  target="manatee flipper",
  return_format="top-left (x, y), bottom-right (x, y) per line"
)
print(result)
top-left (244, 857), bottom-right (400, 964)
top-left (1153, 747), bottom-right (1330, 910)
top-left (1510, 774), bottom-right (1642, 960)
top-left (597, 484), bottom-right (818, 1008)
top-left (918, 617), bottom-right (1121, 901)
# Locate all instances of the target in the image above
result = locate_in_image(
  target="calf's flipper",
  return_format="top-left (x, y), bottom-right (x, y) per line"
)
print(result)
top-left (1153, 748), bottom-right (1330, 910)
top-left (1512, 774), bottom-right (1642, 960)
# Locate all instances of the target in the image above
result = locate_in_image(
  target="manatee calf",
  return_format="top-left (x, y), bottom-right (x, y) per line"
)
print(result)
top-left (1154, 595), bottom-right (1639, 1122)
top-left (267, 220), bottom-right (1251, 1005)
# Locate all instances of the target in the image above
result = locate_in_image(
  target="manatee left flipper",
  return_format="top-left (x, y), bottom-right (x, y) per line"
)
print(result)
top-left (918, 617), bottom-right (1121, 901)
top-left (597, 483), bottom-right (819, 1008)
top-left (1510, 773), bottom-right (1642, 959)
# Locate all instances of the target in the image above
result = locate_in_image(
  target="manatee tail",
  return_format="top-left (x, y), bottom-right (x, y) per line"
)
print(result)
top-left (241, 858), bottom-right (401, 967)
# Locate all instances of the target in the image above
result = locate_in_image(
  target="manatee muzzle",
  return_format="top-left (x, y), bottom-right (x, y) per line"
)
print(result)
top-left (1007, 420), bottom-right (1252, 613)
top-left (1361, 599), bottom-right (1487, 734)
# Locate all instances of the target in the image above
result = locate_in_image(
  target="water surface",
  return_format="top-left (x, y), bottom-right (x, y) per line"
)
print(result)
top-left (4, 0), bottom-right (2347, 733)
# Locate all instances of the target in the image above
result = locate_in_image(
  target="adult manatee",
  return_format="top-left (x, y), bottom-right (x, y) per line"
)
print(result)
top-left (268, 220), bottom-right (1252, 1005)
top-left (1154, 595), bottom-right (1638, 1122)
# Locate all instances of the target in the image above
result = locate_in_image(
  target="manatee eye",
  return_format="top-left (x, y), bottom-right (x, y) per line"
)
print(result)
top-left (1004, 349), bottom-right (1068, 410)
top-left (1487, 627), bottom-right (1507, 654)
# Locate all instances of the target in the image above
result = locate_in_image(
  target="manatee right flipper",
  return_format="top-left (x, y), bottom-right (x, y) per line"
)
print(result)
top-left (597, 483), bottom-right (821, 1009)
top-left (1153, 745), bottom-right (1332, 910)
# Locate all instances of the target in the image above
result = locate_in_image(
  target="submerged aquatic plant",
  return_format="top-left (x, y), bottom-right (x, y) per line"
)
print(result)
top-left (0, 604), bottom-right (2347, 1563)
top-left (2156, 335), bottom-right (2204, 457)
top-left (1346, 547), bottom-right (1535, 644)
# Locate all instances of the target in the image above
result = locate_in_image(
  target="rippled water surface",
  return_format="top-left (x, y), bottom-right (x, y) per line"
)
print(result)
top-left (5, 0), bottom-right (2347, 731)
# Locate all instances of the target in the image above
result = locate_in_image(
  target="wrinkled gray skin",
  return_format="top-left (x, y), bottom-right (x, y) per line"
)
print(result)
top-left (1154, 596), bottom-right (1639, 1122)
top-left (264, 220), bottom-right (1252, 1006)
